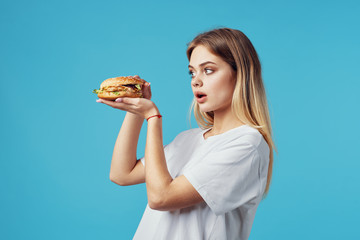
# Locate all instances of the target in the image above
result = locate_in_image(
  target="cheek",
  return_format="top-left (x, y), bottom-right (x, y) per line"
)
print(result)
top-left (212, 79), bottom-right (234, 98)
top-left (217, 89), bottom-right (234, 104)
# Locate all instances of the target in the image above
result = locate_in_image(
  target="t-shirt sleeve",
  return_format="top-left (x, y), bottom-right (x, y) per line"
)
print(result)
top-left (183, 139), bottom-right (261, 215)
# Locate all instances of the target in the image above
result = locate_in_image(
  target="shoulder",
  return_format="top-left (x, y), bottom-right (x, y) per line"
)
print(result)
top-left (239, 125), bottom-right (264, 147)
top-left (239, 125), bottom-right (270, 160)
top-left (223, 125), bottom-right (269, 156)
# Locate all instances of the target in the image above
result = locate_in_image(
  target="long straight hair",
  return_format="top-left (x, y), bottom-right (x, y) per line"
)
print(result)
top-left (186, 28), bottom-right (276, 197)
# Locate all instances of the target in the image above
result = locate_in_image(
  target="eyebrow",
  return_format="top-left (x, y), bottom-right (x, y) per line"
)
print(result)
top-left (188, 61), bottom-right (216, 69)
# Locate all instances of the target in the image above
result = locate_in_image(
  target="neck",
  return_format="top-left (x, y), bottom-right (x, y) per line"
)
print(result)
top-left (210, 106), bottom-right (244, 135)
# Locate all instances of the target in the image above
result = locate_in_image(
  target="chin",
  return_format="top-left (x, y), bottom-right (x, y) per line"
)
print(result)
top-left (197, 104), bottom-right (214, 113)
top-left (198, 102), bottom-right (231, 114)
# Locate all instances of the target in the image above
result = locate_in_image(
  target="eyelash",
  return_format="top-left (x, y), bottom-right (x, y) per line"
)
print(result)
top-left (188, 68), bottom-right (214, 78)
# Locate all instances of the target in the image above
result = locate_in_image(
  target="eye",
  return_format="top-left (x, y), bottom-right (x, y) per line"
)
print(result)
top-left (188, 70), bottom-right (196, 78)
top-left (204, 68), bottom-right (214, 74)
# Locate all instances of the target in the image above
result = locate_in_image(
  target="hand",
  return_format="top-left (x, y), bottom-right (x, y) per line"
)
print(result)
top-left (97, 97), bottom-right (159, 119)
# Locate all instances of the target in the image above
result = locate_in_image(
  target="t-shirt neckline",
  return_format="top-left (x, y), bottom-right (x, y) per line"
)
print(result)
top-left (201, 124), bottom-right (248, 141)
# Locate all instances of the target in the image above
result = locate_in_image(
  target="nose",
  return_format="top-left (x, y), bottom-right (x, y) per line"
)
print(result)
top-left (191, 75), bottom-right (203, 88)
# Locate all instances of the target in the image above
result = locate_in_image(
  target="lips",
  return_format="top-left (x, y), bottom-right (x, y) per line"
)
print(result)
top-left (195, 91), bottom-right (207, 103)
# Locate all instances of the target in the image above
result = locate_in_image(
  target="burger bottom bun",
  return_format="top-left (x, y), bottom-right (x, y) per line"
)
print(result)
top-left (98, 91), bottom-right (142, 100)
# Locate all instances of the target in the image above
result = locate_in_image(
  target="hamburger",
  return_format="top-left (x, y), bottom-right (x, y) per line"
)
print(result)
top-left (93, 76), bottom-right (145, 100)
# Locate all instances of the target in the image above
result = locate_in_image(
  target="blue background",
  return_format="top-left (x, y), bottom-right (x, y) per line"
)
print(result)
top-left (1, 0), bottom-right (359, 239)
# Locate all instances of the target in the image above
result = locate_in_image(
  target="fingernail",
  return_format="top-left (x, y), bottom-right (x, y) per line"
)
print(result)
top-left (96, 99), bottom-right (102, 103)
top-left (148, 82), bottom-right (151, 86)
top-left (115, 98), bottom-right (123, 102)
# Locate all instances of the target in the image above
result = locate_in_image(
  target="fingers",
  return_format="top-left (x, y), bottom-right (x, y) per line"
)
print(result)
top-left (96, 98), bottom-right (121, 108)
top-left (143, 82), bottom-right (152, 100)
top-left (97, 98), bottom-right (136, 115)
top-left (96, 97), bottom-right (139, 107)
top-left (131, 75), bottom-right (151, 99)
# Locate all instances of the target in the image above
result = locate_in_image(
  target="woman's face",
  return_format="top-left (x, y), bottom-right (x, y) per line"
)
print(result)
top-left (188, 45), bottom-right (236, 114)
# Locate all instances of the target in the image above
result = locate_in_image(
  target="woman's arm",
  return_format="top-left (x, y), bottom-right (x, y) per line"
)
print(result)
top-left (144, 116), bottom-right (204, 211)
top-left (97, 82), bottom-right (203, 210)
top-left (109, 112), bottom-right (145, 186)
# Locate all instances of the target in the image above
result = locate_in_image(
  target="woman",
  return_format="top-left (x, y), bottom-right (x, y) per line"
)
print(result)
top-left (96, 28), bottom-right (275, 240)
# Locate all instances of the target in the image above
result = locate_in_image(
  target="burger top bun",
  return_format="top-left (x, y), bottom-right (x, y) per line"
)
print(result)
top-left (100, 76), bottom-right (145, 89)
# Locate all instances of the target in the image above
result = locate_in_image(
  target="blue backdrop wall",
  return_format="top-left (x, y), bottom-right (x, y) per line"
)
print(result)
top-left (1, 0), bottom-right (359, 239)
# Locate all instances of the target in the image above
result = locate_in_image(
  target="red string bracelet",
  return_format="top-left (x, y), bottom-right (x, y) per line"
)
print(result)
top-left (146, 114), bottom-right (162, 121)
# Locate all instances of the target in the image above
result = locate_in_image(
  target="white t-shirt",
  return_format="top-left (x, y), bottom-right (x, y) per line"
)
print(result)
top-left (133, 125), bottom-right (270, 240)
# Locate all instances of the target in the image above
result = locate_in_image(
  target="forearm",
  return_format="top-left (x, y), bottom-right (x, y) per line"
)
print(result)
top-left (110, 112), bottom-right (144, 182)
top-left (144, 117), bottom-right (173, 207)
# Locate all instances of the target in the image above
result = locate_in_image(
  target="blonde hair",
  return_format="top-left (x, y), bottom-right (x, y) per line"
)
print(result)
top-left (187, 28), bottom-right (276, 197)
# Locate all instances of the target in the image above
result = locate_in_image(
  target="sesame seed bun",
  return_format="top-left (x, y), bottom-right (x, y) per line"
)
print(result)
top-left (100, 76), bottom-right (145, 89)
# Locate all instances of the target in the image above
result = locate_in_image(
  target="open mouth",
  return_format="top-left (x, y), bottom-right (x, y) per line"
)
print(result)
top-left (196, 93), bottom-right (207, 99)
top-left (195, 92), bottom-right (207, 103)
